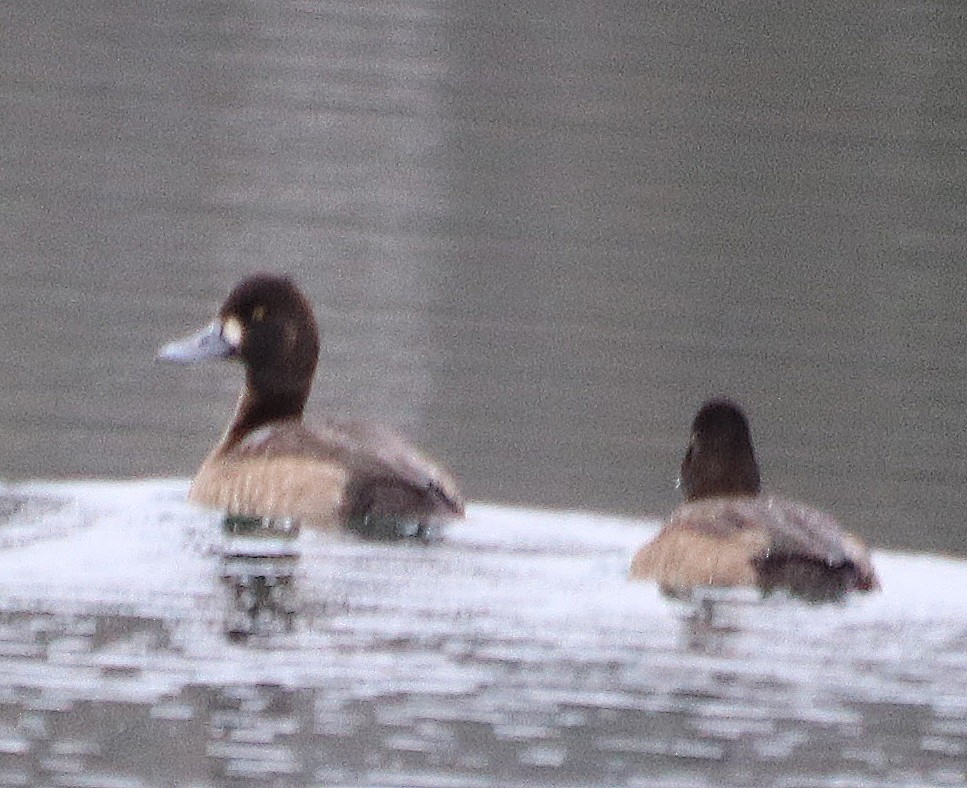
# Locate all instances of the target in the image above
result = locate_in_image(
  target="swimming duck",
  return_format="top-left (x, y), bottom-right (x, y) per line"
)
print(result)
top-left (630, 399), bottom-right (879, 602)
top-left (159, 274), bottom-right (464, 537)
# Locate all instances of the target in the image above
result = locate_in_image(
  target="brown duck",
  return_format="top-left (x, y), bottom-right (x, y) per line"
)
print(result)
top-left (630, 399), bottom-right (879, 602)
top-left (159, 274), bottom-right (463, 538)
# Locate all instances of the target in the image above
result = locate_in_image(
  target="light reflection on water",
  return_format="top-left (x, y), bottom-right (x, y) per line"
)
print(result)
top-left (0, 482), bottom-right (963, 786)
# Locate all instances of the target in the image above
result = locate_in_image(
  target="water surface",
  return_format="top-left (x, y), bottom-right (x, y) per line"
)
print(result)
top-left (1, 4), bottom-right (966, 783)
top-left (0, 481), bottom-right (964, 786)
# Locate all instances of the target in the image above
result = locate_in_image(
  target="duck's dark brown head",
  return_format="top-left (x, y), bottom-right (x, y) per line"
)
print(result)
top-left (160, 274), bottom-right (321, 433)
top-left (678, 398), bottom-right (761, 502)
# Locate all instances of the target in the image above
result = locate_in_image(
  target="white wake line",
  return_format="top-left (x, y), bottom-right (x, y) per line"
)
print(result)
top-left (0, 478), bottom-right (962, 621)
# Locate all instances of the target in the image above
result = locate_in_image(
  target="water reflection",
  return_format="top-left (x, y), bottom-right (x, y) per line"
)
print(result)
top-left (3, 0), bottom-right (967, 782)
top-left (221, 553), bottom-right (299, 642)
top-left (0, 482), bottom-right (964, 784)
top-left (676, 598), bottom-right (752, 658)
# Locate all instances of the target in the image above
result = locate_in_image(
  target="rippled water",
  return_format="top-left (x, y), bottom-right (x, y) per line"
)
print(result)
top-left (3, 1), bottom-right (967, 783)
top-left (0, 482), bottom-right (963, 786)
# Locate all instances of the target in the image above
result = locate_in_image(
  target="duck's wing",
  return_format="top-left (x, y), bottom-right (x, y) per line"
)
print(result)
top-left (662, 496), bottom-right (870, 567)
top-left (325, 419), bottom-right (464, 519)
top-left (752, 497), bottom-right (865, 564)
top-left (749, 497), bottom-right (879, 597)
top-left (233, 418), bottom-right (464, 522)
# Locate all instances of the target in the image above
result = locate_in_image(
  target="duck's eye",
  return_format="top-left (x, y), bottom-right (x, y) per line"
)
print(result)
top-left (222, 316), bottom-right (244, 347)
top-left (252, 305), bottom-right (267, 322)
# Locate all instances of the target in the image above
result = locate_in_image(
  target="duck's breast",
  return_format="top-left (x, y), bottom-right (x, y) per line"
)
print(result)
top-left (189, 433), bottom-right (348, 527)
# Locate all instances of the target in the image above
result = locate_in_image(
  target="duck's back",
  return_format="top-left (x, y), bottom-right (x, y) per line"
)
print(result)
top-left (189, 418), bottom-right (463, 530)
top-left (630, 496), bottom-right (878, 602)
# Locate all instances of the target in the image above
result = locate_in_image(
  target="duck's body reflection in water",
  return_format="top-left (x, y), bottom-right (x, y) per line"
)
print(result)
top-left (219, 515), bottom-right (300, 642)
top-left (216, 509), bottom-right (443, 642)
top-left (668, 587), bottom-right (760, 656)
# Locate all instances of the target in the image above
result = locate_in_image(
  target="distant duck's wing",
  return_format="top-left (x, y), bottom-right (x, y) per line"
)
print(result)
top-left (751, 497), bottom-right (879, 599)
top-left (630, 497), bottom-right (878, 602)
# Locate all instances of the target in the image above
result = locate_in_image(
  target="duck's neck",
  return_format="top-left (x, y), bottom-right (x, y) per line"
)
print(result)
top-left (222, 384), bottom-right (308, 450)
top-left (682, 447), bottom-right (761, 502)
top-left (685, 474), bottom-right (761, 502)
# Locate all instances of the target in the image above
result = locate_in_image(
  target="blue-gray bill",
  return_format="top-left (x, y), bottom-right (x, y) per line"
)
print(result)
top-left (157, 322), bottom-right (235, 363)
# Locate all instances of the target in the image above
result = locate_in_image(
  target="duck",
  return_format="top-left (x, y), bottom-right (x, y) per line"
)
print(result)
top-left (630, 399), bottom-right (879, 602)
top-left (158, 274), bottom-right (464, 538)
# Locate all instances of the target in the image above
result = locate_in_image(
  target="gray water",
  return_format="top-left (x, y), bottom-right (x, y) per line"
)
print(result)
top-left (2, 1), bottom-right (967, 784)
top-left (2, 0), bottom-right (965, 553)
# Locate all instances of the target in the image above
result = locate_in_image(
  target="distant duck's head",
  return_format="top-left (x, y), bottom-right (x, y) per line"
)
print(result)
top-left (159, 274), bottom-right (321, 416)
top-left (678, 398), bottom-right (761, 502)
